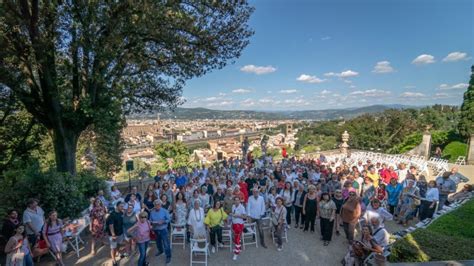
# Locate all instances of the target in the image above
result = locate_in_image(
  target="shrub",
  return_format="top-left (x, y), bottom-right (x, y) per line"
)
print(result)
top-left (442, 141), bottom-right (468, 162)
top-left (0, 165), bottom-right (106, 219)
top-left (387, 133), bottom-right (422, 154)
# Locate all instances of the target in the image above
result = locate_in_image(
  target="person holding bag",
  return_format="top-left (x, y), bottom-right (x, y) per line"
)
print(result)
top-left (205, 200), bottom-right (228, 253)
top-left (127, 212), bottom-right (151, 266)
top-left (272, 197), bottom-right (287, 251)
top-left (4, 224), bottom-right (33, 266)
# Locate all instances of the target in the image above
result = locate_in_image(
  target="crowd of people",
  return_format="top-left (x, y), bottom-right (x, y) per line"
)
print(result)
top-left (1, 153), bottom-right (471, 266)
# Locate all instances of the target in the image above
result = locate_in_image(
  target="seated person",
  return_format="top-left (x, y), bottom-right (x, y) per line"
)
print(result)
top-left (343, 225), bottom-right (383, 266)
top-left (448, 184), bottom-right (473, 203)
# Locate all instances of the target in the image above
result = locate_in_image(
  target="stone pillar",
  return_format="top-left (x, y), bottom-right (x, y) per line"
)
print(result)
top-left (340, 131), bottom-right (350, 155)
top-left (468, 134), bottom-right (474, 165)
top-left (421, 131), bottom-right (432, 159)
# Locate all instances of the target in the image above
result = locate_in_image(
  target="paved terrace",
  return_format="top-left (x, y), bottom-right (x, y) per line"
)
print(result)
top-left (36, 153), bottom-right (473, 266)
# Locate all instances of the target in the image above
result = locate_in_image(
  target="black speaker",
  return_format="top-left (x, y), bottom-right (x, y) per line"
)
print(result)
top-left (126, 160), bottom-right (134, 171)
top-left (217, 151), bottom-right (223, 161)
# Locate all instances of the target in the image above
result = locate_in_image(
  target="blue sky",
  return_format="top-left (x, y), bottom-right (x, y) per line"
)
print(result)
top-left (182, 0), bottom-right (473, 110)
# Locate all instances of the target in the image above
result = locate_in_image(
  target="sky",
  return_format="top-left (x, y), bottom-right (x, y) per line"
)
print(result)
top-left (181, 0), bottom-right (474, 111)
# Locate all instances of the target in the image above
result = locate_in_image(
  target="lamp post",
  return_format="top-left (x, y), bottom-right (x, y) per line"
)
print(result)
top-left (126, 160), bottom-right (134, 192)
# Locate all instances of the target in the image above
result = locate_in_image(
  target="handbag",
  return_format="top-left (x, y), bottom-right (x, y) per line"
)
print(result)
top-left (148, 222), bottom-right (156, 241)
top-left (6, 249), bottom-right (25, 266)
top-left (351, 241), bottom-right (365, 258)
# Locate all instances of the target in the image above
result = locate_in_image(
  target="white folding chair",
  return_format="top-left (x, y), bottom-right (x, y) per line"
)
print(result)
top-left (242, 222), bottom-right (258, 249)
top-left (221, 226), bottom-right (233, 252)
top-left (190, 238), bottom-right (209, 266)
top-left (170, 223), bottom-right (186, 249)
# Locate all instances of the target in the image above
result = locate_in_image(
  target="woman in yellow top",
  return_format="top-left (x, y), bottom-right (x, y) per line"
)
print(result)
top-left (367, 167), bottom-right (380, 187)
top-left (204, 201), bottom-right (228, 253)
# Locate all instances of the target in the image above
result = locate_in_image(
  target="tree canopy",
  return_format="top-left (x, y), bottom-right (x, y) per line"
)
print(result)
top-left (458, 65), bottom-right (474, 138)
top-left (0, 1), bottom-right (254, 174)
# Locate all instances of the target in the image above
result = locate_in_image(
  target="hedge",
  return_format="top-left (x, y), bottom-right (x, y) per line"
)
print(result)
top-left (442, 141), bottom-right (468, 162)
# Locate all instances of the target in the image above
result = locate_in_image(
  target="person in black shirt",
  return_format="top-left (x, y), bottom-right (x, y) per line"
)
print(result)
top-left (107, 202), bottom-right (125, 266)
top-left (245, 173), bottom-right (258, 195)
top-left (1, 209), bottom-right (21, 243)
top-left (124, 186), bottom-right (142, 203)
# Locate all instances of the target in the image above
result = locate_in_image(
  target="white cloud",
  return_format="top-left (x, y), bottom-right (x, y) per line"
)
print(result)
top-left (349, 85), bottom-right (356, 89)
top-left (321, 36), bottom-right (331, 41)
top-left (372, 61), bottom-right (395, 73)
top-left (439, 83), bottom-right (469, 90)
top-left (296, 74), bottom-right (326, 84)
top-left (433, 93), bottom-right (450, 99)
top-left (320, 89), bottom-right (331, 95)
top-left (232, 88), bottom-right (252, 94)
top-left (442, 52), bottom-right (469, 62)
top-left (349, 89), bottom-right (391, 97)
top-left (412, 54), bottom-right (435, 65)
top-left (400, 92), bottom-right (425, 98)
top-left (218, 92), bottom-right (227, 96)
top-left (240, 98), bottom-right (256, 107)
top-left (324, 70), bottom-right (359, 78)
top-left (404, 85), bottom-right (416, 89)
top-left (207, 101), bottom-right (233, 107)
top-left (279, 89), bottom-right (298, 94)
top-left (283, 98), bottom-right (310, 105)
top-left (259, 98), bottom-right (275, 103)
top-left (240, 65), bottom-right (276, 75)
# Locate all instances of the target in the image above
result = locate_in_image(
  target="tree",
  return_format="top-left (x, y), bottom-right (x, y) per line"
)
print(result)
top-left (0, 1), bottom-right (253, 174)
top-left (458, 65), bottom-right (474, 138)
top-left (155, 141), bottom-right (191, 171)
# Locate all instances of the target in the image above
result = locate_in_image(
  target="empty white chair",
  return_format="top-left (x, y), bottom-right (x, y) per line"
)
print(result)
top-left (220, 226), bottom-right (233, 252)
top-left (242, 222), bottom-right (258, 249)
top-left (170, 223), bottom-right (186, 249)
top-left (190, 238), bottom-right (209, 266)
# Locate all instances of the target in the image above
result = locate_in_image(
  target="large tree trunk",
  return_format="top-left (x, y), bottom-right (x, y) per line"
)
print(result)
top-left (52, 127), bottom-right (79, 175)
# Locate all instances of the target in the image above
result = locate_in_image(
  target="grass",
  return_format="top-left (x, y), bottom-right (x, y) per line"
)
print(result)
top-left (388, 199), bottom-right (474, 262)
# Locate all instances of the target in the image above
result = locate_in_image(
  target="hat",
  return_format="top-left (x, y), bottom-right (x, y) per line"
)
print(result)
top-left (348, 188), bottom-right (357, 193)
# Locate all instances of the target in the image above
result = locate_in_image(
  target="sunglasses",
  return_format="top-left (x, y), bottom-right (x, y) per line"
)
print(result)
top-left (349, 193), bottom-right (356, 196)
top-left (140, 216), bottom-right (147, 219)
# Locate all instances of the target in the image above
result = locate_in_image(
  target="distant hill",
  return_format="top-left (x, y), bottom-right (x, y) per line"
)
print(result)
top-left (130, 104), bottom-right (418, 120)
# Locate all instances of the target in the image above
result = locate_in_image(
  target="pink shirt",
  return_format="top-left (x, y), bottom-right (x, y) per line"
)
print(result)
top-left (135, 221), bottom-right (151, 243)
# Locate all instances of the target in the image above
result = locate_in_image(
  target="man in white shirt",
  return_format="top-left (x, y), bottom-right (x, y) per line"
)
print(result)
top-left (231, 196), bottom-right (246, 260)
top-left (247, 188), bottom-right (267, 248)
top-left (23, 198), bottom-right (45, 247)
top-left (370, 218), bottom-right (390, 249)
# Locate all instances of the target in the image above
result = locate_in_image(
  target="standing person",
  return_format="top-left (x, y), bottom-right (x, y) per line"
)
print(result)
top-left (293, 184), bottom-right (306, 229)
top-left (107, 202), bottom-right (125, 266)
top-left (4, 224), bottom-right (33, 266)
top-left (280, 182), bottom-right (294, 226)
top-left (340, 190), bottom-right (361, 244)
top-left (125, 186), bottom-right (143, 203)
top-left (436, 172), bottom-right (456, 210)
top-left (123, 204), bottom-right (138, 256)
top-left (22, 198), bottom-right (45, 247)
top-left (419, 181), bottom-right (439, 221)
top-left (247, 187), bottom-right (268, 248)
top-left (302, 185), bottom-right (318, 233)
top-left (127, 212), bottom-right (152, 266)
top-left (205, 201), bottom-right (228, 253)
top-left (272, 197), bottom-right (287, 251)
top-left (173, 192), bottom-right (187, 226)
top-left (318, 193), bottom-right (336, 246)
top-left (43, 211), bottom-right (64, 266)
top-left (2, 210), bottom-right (21, 242)
top-left (149, 200), bottom-right (171, 264)
top-left (89, 198), bottom-right (107, 255)
top-left (143, 190), bottom-right (157, 215)
top-left (332, 189), bottom-right (344, 236)
top-left (367, 167), bottom-right (380, 188)
top-left (230, 196), bottom-right (246, 261)
top-left (386, 178), bottom-right (403, 215)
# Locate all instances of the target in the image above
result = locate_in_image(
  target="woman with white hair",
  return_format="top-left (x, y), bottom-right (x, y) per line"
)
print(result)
top-left (187, 200), bottom-right (206, 239)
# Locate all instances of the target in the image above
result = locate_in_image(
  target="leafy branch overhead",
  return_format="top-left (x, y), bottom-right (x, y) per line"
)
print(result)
top-left (0, 1), bottom-right (254, 174)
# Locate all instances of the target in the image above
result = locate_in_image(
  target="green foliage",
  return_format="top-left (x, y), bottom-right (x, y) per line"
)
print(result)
top-left (155, 141), bottom-right (191, 171)
top-left (458, 65), bottom-right (474, 138)
top-left (0, 1), bottom-right (254, 174)
top-left (442, 141), bottom-right (468, 162)
top-left (387, 133), bottom-right (422, 154)
top-left (389, 199), bottom-right (474, 262)
top-left (0, 165), bottom-right (105, 219)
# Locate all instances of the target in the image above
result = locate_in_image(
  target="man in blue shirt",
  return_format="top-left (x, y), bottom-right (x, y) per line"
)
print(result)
top-left (150, 199), bottom-right (171, 264)
top-left (175, 171), bottom-right (187, 188)
top-left (436, 172), bottom-right (456, 210)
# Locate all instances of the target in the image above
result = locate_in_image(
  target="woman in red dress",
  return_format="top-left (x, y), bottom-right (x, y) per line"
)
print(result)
top-left (89, 198), bottom-right (107, 255)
